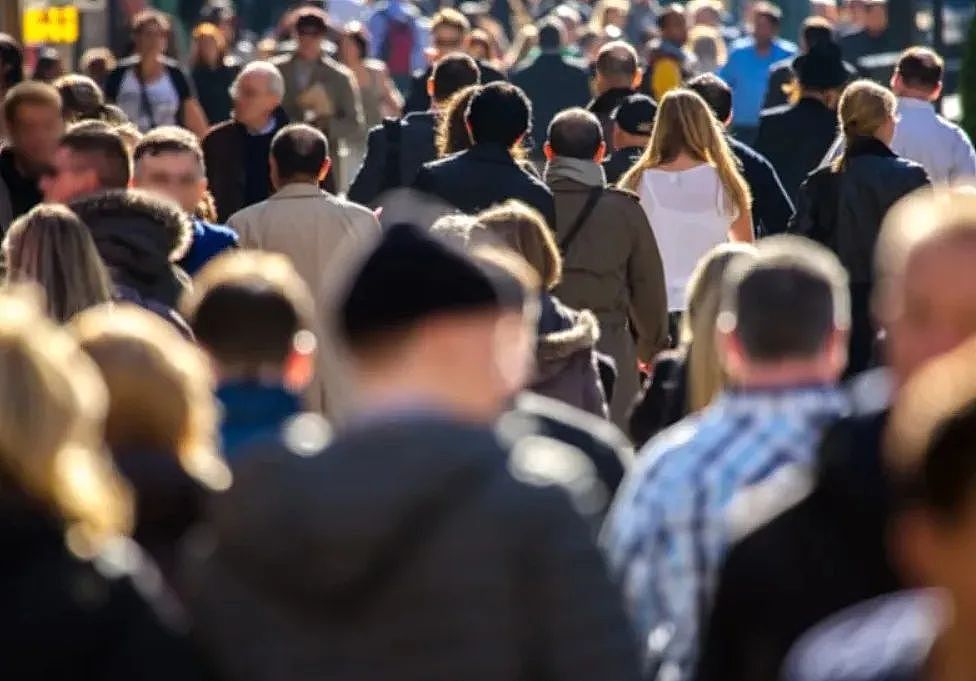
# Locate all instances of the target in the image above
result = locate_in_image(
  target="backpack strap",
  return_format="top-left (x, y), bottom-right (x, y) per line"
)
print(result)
top-left (559, 187), bottom-right (603, 254)
top-left (381, 117), bottom-right (403, 190)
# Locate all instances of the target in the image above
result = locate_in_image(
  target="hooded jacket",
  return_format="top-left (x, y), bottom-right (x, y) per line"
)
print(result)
top-left (183, 415), bottom-right (642, 681)
top-left (533, 294), bottom-right (607, 418)
top-left (71, 189), bottom-right (193, 310)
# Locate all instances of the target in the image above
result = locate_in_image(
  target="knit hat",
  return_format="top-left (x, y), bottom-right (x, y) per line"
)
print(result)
top-left (339, 223), bottom-right (527, 343)
top-left (612, 94), bottom-right (657, 135)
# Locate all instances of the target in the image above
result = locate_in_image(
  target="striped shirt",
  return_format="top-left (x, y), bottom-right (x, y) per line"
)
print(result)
top-left (602, 384), bottom-right (848, 680)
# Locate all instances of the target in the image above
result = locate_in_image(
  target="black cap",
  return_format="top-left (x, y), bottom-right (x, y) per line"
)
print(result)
top-left (295, 10), bottom-right (328, 34)
top-left (794, 40), bottom-right (852, 90)
top-left (612, 94), bottom-right (657, 135)
top-left (339, 223), bottom-right (526, 343)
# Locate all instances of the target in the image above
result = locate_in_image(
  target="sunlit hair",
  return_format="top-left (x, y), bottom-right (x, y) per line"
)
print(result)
top-left (589, 0), bottom-right (629, 32)
top-left (834, 79), bottom-right (896, 170)
top-left (682, 243), bottom-right (757, 411)
top-left (190, 22), bottom-right (228, 67)
top-left (474, 200), bottom-right (562, 290)
top-left (688, 24), bottom-right (727, 70)
top-left (436, 84), bottom-right (529, 161)
top-left (71, 305), bottom-right (230, 494)
top-left (0, 288), bottom-right (132, 550)
top-left (3, 204), bottom-right (113, 323)
top-left (53, 74), bottom-right (108, 123)
top-left (619, 88), bottom-right (751, 218)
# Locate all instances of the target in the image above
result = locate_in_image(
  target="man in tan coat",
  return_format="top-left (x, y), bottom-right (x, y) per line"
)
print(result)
top-left (272, 8), bottom-right (365, 189)
top-left (228, 124), bottom-right (380, 414)
top-left (544, 108), bottom-right (668, 428)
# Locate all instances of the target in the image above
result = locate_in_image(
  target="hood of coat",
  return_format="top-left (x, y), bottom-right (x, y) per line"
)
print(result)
top-left (536, 295), bottom-right (600, 381)
top-left (206, 416), bottom-right (506, 609)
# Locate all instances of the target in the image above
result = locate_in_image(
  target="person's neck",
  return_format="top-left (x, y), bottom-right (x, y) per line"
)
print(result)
top-left (278, 177), bottom-right (320, 189)
top-left (217, 364), bottom-right (288, 388)
top-left (898, 88), bottom-right (936, 103)
top-left (754, 38), bottom-right (773, 53)
top-left (297, 49), bottom-right (321, 62)
top-left (801, 89), bottom-right (832, 105)
top-left (352, 367), bottom-right (497, 426)
top-left (139, 53), bottom-right (163, 77)
top-left (733, 359), bottom-right (835, 390)
top-left (241, 113), bottom-right (275, 134)
top-left (599, 82), bottom-right (632, 96)
top-left (928, 609), bottom-right (976, 681)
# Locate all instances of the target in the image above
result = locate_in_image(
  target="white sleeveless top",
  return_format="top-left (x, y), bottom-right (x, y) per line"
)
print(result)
top-left (638, 164), bottom-right (737, 311)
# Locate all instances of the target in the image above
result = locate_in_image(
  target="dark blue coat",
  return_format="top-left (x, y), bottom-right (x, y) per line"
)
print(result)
top-left (728, 136), bottom-right (795, 236)
top-left (511, 53), bottom-right (591, 150)
top-left (178, 218), bottom-right (239, 276)
top-left (348, 111), bottom-right (438, 207)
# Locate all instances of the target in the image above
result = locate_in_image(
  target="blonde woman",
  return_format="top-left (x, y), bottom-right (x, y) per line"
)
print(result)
top-left (474, 200), bottom-right (608, 418)
top-left (3, 204), bottom-right (113, 323)
top-left (628, 243), bottom-right (756, 446)
top-left (72, 305), bottom-right (230, 582)
top-left (0, 290), bottom-right (204, 676)
top-left (620, 88), bottom-right (753, 318)
top-left (791, 79), bottom-right (929, 375)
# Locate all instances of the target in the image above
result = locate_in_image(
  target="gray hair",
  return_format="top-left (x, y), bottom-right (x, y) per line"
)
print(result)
top-left (718, 235), bottom-right (850, 362)
top-left (230, 61), bottom-right (285, 100)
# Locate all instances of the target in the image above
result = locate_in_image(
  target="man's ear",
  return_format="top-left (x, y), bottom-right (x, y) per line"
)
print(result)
top-left (543, 141), bottom-right (554, 161)
top-left (427, 77), bottom-right (435, 97)
top-left (283, 347), bottom-right (315, 392)
top-left (632, 67), bottom-right (644, 90)
top-left (269, 156), bottom-right (281, 190)
top-left (931, 81), bottom-right (944, 103)
top-left (594, 140), bottom-right (607, 163)
top-left (318, 158), bottom-right (332, 182)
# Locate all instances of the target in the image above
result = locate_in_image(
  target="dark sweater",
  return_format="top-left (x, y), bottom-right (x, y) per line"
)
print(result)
top-left (243, 127), bottom-right (275, 209)
top-left (0, 147), bottom-right (42, 221)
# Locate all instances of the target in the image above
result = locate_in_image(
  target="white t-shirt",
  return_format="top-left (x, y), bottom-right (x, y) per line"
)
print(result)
top-left (638, 164), bottom-right (736, 311)
top-left (115, 69), bottom-right (182, 132)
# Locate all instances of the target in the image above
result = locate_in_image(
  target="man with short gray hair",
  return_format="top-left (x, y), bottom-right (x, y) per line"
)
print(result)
top-left (602, 235), bottom-right (850, 681)
top-left (202, 60), bottom-right (289, 222)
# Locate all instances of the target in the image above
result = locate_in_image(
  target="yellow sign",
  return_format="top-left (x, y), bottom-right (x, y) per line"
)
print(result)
top-left (23, 6), bottom-right (80, 45)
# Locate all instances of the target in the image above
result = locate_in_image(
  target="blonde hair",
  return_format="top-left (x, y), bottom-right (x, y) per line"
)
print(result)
top-left (3, 204), bottom-right (113, 323)
top-left (620, 88), bottom-right (751, 218)
top-left (683, 243), bottom-right (757, 411)
top-left (475, 200), bottom-right (562, 290)
top-left (589, 0), bottom-right (629, 31)
top-left (0, 288), bottom-right (132, 550)
top-left (835, 79), bottom-right (896, 169)
top-left (688, 25), bottom-right (727, 70)
top-left (71, 306), bottom-right (230, 494)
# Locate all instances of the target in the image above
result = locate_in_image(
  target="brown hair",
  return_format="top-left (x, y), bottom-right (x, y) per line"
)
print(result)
top-left (72, 305), bottom-right (230, 492)
top-left (3, 205), bottom-right (113, 323)
top-left (60, 125), bottom-right (132, 190)
top-left (132, 9), bottom-right (171, 34)
top-left (620, 88), bottom-right (751, 218)
top-left (834, 79), bottom-right (896, 170)
top-left (436, 84), bottom-right (528, 161)
top-left (3, 80), bottom-right (60, 125)
top-left (431, 8), bottom-right (471, 35)
top-left (54, 74), bottom-right (109, 123)
top-left (134, 125), bottom-right (204, 173)
top-left (896, 46), bottom-right (944, 92)
top-left (191, 22), bottom-right (228, 67)
top-left (475, 200), bottom-right (562, 290)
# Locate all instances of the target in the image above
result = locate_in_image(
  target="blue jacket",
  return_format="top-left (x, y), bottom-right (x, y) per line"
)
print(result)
top-left (217, 381), bottom-right (303, 459)
top-left (179, 219), bottom-right (239, 276)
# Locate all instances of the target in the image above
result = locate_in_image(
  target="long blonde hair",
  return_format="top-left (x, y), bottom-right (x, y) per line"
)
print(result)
top-left (71, 305), bottom-right (231, 494)
top-left (619, 88), bottom-right (751, 218)
top-left (475, 200), bottom-right (563, 291)
top-left (3, 205), bottom-right (114, 323)
top-left (834, 79), bottom-right (896, 171)
top-left (0, 288), bottom-right (132, 550)
top-left (683, 243), bottom-right (757, 411)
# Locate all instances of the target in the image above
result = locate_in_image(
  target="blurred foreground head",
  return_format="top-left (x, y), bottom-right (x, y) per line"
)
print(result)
top-left (875, 186), bottom-right (976, 387)
top-left (337, 223), bottom-right (540, 424)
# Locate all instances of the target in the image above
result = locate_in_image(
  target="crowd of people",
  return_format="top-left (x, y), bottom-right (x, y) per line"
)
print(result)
top-left (0, 0), bottom-right (975, 679)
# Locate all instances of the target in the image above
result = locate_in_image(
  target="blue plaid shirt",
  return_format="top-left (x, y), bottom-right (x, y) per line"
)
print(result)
top-left (602, 384), bottom-right (848, 680)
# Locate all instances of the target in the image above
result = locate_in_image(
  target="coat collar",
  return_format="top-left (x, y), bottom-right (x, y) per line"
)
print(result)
top-left (270, 182), bottom-right (329, 200)
top-left (588, 87), bottom-right (635, 115)
top-left (846, 135), bottom-right (897, 160)
top-left (464, 142), bottom-right (518, 165)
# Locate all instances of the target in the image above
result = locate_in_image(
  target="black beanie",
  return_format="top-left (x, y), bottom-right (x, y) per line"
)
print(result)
top-left (339, 223), bottom-right (525, 343)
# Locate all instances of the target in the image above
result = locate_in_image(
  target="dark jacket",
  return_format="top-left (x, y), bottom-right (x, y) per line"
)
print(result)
top-left (695, 408), bottom-right (900, 681)
top-left (511, 53), bottom-right (592, 149)
top-left (403, 60), bottom-right (507, 114)
top-left (0, 146), bottom-right (42, 234)
top-left (0, 490), bottom-right (207, 680)
top-left (627, 348), bottom-right (688, 448)
top-left (763, 58), bottom-right (795, 110)
top-left (178, 218), bottom-right (239, 276)
top-left (602, 145), bottom-right (643, 186)
top-left (533, 294), bottom-right (608, 418)
top-left (202, 109), bottom-right (289, 222)
top-left (348, 110), bottom-right (438, 206)
top-left (71, 190), bottom-right (193, 310)
top-left (587, 87), bottom-right (635, 153)
top-left (183, 415), bottom-right (642, 681)
top-left (192, 62), bottom-right (240, 125)
top-left (415, 142), bottom-right (556, 227)
top-left (755, 97), bottom-right (841, 204)
top-left (729, 135), bottom-right (795, 236)
top-left (790, 138), bottom-right (929, 284)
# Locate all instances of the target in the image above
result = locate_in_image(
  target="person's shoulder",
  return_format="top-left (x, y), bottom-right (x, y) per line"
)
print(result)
top-left (760, 102), bottom-right (792, 120)
top-left (197, 219), bottom-right (239, 244)
top-left (113, 55), bottom-right (140, 72)
top-left (769, 56), bottom-right (793, 72)
top-left (202, 118), bottom-right (238, 141)
top-left (269, 53), bottom-right (292, 68)
top-left (331, 193), bottom-right (379, 219)
top-left (728, 36), bottom-right (755, 53)
top-left (158, 55), bottom-right (185, 72)
top-left (784, 590), bottom-right (942, 681)
top-left (604, 185), bottom-right (641, 204)
top-left (774, 38), bottom-right (799, 55)
top-left (632, 414), bottom-right (706, 483)
top-left (323, 55), bottom-right (355, 79)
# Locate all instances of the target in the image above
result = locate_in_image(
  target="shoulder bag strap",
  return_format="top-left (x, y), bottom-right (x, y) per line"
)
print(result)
top-left (381, 117), bottom-right (403, 190)
top-left (134, 65), bottom-right (157, 129)
top-left (558, 187), bottom-right (603, 255)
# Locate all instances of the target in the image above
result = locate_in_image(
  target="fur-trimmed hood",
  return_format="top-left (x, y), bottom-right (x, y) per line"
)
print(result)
top-left (72, 189), bottom-right (193, 308)
top-left (536, 295), bottom-right (600, 381)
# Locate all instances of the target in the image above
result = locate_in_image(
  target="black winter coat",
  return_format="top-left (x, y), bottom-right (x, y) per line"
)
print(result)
top-left (755, 97), bottom-right (840, 205)
top-left (348, 111), bottom-right (438, 206)
top-left (627, 349), bottom-right (689, 448)
top-left (695, 409), bottom-right (899, 681)
top-left (415, 142), bottom-right (557, 227)
top-left (587, 87), bottom-right (635, 154)
top-left (602, 145), bottom-right (643, 186)
top-left (183, 416), bottom-right (642, 681)
top-left (0, 491), bottom-right (208, 680)
top-left (403, 60), bottom-right (507, 114)
top-left (728, 135), bottom-right (795, 236)
top-left (511, 53), bottom-right (592, 150)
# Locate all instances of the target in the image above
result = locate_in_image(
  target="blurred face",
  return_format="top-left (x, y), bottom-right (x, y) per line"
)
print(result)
top-left (693, 8), bottom-right (721, 27)
top-left (432, 26), bottom-right (465, 59)
top-left (864, 4), bottom-right (888, 33)
top-left (753, 14), bottom-right (778, 44)
top-left (197, 35), bottom-right (221, 66)
top-left (296, 26), bottom-right (326, 60)
top-left (885, 238), bottom-right (976, 387)
top-left (467, 40), bottom-right (490, 61)
top-left (339, 34), bottom-right (362, 65)
top-left (8, 103), bottom-right (64, 172)
top-left (134, 20), bottom-right (168, 57)
top-left (663, 15), bottom-right (689, 45)
top-left (134, 151), bottom-right (206, 214)
top-left (233, 72), bottom-right (280, 128)
top-left (605, 7), bottom-right (626, 29)
top-left (40, 147), bottom-right (100, 203)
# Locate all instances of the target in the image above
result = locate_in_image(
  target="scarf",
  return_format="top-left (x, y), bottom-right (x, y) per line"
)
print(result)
top-left (544, 156), bottom-right (606, 188)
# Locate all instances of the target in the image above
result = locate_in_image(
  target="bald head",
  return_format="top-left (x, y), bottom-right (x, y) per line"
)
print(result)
top-left (595, 40), bottom-right (640, 91)
top-left (270, 123), bottom-right (330, 186)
